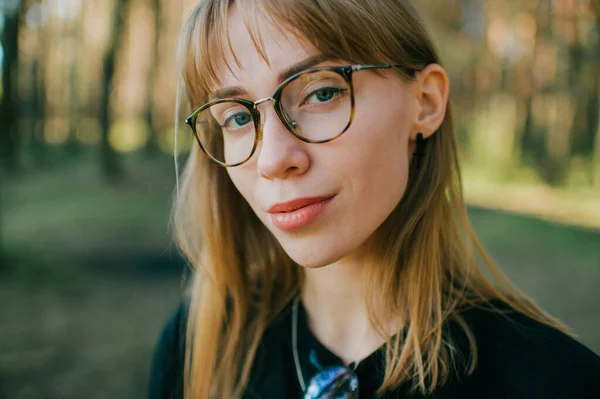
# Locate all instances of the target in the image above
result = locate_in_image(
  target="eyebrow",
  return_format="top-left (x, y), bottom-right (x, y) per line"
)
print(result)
top-left (208, 54), bottom-right (331, 101)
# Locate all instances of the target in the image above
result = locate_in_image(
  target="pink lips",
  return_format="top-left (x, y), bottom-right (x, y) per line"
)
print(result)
top-left (268, 195), bottom-right (335, 231)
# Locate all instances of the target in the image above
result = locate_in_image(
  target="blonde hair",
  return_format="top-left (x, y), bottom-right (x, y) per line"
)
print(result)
top-left (172, 0), bottom-right (567, 397)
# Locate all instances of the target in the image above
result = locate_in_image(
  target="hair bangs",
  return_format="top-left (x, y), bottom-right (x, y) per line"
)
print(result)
top-left (180, 0), bottom-right (434, 110)
top-left (257, 0), bottom-right (431, 76)
top-left (181, 0), bottom-right (282, 107)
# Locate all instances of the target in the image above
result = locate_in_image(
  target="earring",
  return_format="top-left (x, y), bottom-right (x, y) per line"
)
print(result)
top-left (413, 132), bottom-right (426, 169)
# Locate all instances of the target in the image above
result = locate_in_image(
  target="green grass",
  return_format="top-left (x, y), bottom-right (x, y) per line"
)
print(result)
top-left (469, 205), bottom-right (600, 272)
top-left (2, 154), bottom-right (177, 277)
top-left (1, 154), bottom-right (185, 398)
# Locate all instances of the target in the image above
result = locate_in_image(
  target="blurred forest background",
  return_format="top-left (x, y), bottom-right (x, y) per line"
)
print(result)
top-left (0, 0), bottom-right (599, 398)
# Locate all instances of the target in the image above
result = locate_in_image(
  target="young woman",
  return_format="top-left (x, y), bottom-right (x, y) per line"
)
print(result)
top-left (149, 1), bottom-right (600, 398)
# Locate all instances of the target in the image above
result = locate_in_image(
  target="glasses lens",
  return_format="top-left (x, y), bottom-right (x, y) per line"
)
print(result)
top-left (281, 70), bottom-right (351, 142)
top-left (195, 101), bottom-right (256, 165)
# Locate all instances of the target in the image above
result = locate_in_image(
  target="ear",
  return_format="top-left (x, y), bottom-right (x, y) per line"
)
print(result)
top-left (411, 64), bottom-right (449, 140)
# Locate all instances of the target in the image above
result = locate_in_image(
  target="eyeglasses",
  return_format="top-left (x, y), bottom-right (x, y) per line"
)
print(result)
top-left (185, 64), bottom-right (401, 167)
top-left (302, 350), bottom-right (359, 399)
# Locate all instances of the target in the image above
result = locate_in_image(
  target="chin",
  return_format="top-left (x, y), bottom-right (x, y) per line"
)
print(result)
top-left (288, 252), bottom-right (341, 269)
top-left (276, 235), bottom-right (353, 268)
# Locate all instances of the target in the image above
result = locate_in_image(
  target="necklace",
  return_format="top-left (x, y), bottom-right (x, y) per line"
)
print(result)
top-left (291, 296), bottom-right (360, 392)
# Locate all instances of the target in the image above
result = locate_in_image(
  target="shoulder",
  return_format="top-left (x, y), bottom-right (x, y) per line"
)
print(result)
top-left (460, 303), bottom-right (600, 398)
top-left (148, 299), bottom-right (189, 399)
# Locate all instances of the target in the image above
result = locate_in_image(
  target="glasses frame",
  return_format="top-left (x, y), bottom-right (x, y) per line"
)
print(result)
top-left (185, 64), bottom-right (400, 167)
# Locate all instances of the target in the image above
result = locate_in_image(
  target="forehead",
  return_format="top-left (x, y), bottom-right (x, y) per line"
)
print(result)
top-left (209, 4), bottom-right (319, 94)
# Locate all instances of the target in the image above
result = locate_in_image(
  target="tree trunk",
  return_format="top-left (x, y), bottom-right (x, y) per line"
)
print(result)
top-left (99, 0), bottom-right (130, 179)
top-left (0, 171), bottom-right (5, 273)
top-left (145, 0), bottom-right (162, 154)
top-left (66, 3), bottom-right (83, 157)
top-left (0, 2), bottom-right (23, 272)
top-left (520, 0), bottom-right (551, 179)
top-left (0, 4), bottom-right (21, 173)
top-left (592, 2), bottom-right (600, 191)
top-left (31, 56), bottom-right (48, 167)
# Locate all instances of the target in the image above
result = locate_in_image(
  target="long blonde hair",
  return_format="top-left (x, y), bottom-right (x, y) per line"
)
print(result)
top-left (172, 1), bottom-right (567, 397)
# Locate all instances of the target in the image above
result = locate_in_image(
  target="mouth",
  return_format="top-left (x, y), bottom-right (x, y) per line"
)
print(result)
top-left (268, 196), bottom-right (334, 213)
top-left (268, 195), bottom-right (335, 231)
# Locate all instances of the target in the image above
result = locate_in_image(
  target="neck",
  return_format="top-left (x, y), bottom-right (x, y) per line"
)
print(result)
top-left (299, 255), bottom-right (391, 365)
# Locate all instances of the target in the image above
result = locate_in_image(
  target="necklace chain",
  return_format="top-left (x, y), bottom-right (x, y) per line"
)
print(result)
top-left (291, 296), bottom-right (307, 391)
top-left (291, 296), bottom-right (360, 393)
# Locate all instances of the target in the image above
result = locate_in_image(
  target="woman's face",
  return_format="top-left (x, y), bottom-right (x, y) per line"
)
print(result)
top-left (213, 6), bottom-right (421, 268)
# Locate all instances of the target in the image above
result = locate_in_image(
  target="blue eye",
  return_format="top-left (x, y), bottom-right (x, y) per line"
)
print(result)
top-left (315, 89), bottom-right (334, 102)
top-left (223, 112), bottom-right (252, 130)
top-left (304, 87), bottom-right (347, 106)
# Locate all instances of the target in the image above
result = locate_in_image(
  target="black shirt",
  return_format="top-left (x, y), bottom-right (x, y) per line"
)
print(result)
top-left (149, 299), bottom-right (600, 398)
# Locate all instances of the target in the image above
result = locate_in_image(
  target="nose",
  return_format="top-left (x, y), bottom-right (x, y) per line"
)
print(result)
top-left (255, 101), bottom-right (310, 180)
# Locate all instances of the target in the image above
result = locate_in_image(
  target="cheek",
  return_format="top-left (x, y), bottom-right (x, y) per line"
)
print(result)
top-left (346, 80), bottom-right (413, 165)
top-left (353, 139), bottom-right (409, 213)
top-left (226, 168), bottom-right (259, 213)
top-left (340, 99), bottom-right (412, 191)
top-left (329, 102), bottom-right (413, 236)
